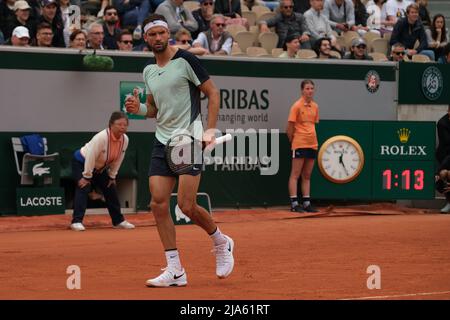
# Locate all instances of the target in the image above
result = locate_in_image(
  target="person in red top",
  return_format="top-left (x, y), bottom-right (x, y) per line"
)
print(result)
top-left (286, 79), bottom-right (319, 213)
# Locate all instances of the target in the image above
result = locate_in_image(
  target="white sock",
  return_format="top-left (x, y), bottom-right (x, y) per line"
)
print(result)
top-left (165, 249), bottom-right (182, 270)
top-left (210, 227), bottom-right (227, 246)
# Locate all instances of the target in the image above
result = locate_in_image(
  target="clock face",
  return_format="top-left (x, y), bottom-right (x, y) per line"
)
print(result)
top-left (318, 135), bottom-right (365, 184)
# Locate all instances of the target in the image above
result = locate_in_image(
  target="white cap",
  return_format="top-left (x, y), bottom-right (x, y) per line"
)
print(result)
top-left (13, 0), bottom-right (31, 11)
top-left (12, 26), bottom-right (30, 39)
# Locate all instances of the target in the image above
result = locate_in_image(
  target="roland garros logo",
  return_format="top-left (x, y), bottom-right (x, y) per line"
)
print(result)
top-left (421, 66), bottom-right (443, 101)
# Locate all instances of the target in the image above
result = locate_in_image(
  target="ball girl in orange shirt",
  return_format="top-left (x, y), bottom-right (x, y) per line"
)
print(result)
top-left (286, 80), bottom-right (319, 213)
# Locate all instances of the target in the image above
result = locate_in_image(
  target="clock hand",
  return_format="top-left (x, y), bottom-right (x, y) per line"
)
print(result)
top-left (339, 153), bottom-right (349, 176)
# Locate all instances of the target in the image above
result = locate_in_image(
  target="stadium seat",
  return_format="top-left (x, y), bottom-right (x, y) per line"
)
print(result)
top-left (371, 38), bottom-right (389, 54)
top-left (369, 52), bottom-right (388, 61)
top-left (296, 49), bottom-right (317, 59)
top-left (343, 31), bottom-right (360, 49)
top-left (242, 11), bottom-right (257, 26)
top-left (246, 46), bottom-right (270, 57)
top-left (183, 1), bottom-right (200, 11)
top-left (235, 31), bottom-right (257, 52)
top-left (252, 5), bottom-right (271, 18)
top-left (412, 54), bottom-right (431, 63)
top-left (256, 11), bottom-right (276, 24)
top-left (363, 32), bottom-right (382, 52)
top-left (226, 24), bottom-right (247, 38)
top-left (329, 50), bottom-right (342, 59)
top-left (258, 32), bottom-right (278, 53)
top-left (272, 47), bottom-right (284, 57)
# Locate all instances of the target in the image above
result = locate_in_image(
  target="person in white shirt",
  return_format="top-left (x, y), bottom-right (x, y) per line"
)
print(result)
top-left (70, 111), bottom-right (135, 232)
top-left (193, 14), bottom-right (233, 55)
top-left (384, 0), bottom-right (412, 32)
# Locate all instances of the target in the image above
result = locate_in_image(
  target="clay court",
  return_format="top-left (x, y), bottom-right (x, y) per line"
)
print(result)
top-left (1, 204), bottom-right (450, 300)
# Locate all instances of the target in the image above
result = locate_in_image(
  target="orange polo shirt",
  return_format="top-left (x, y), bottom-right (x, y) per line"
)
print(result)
top-left (288, 97), bottom-right (319, 150)
top-left (107, 129), bottom-right (124, 166)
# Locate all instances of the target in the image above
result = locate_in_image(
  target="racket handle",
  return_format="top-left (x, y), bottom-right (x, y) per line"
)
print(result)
top-left (215, 133), bottom-right (232, 145)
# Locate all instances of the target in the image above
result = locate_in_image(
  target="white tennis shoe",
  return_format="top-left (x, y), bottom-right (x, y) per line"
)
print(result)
top-left (70, 223), bottom-right (86, 231)
top-left (113, 221), bottom-right (135, 229)
top-left (441, 202), bottom-right (450, 213)
top-left (213, 235), bottom-right (235, 279)
top-left (145, 267), bottom-right (187, 287)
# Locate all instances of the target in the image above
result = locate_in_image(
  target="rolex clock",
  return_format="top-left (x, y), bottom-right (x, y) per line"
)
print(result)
top-left (318, 135), bottom-right (365, 184)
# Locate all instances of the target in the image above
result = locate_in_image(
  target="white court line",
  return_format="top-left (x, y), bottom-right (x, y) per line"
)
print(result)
top-left (340, 291), bottom-right (450, 300)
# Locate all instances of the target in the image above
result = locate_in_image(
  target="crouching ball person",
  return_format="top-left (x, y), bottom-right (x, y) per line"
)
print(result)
top-left (70, 111), bottom-right (135, 231)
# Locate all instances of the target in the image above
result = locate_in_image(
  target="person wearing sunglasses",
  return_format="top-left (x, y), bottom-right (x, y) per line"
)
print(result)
top-left (343, 37), bottom-right (373, 60)
top-left (174, 27), bottom-right (208, 55)
top-left (259, 0), bottom-right (311, 49)
top-left (191, 0), bottom-right (215, 39)
top-left (117, 30), bottom-right (134, 51)
top-left (192, 14), bottom-right (233, 55)
top-left (388, 42), bottom-right (407, 61)
top-left (389, 3), bottom-right (435, 61)
top-left (102, 5), bottom-right (121, 50)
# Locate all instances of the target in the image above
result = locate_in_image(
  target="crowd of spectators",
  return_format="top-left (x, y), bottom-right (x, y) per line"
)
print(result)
top-left (0, 0), bottom-right (448, 62)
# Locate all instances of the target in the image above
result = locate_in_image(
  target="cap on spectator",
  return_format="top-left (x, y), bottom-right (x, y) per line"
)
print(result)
top-left (14, 0), bottom-right (31, 11)
top-left (199, 0), bottom-right (213, 3)
top-left (285, 33), bottom-right (300, 43)
top-left (12, 26), bottom-right (30, 39)
top-left (41, 0), bottom-right (57, 7)
top-left (351, 38), bottom-right (367, 47)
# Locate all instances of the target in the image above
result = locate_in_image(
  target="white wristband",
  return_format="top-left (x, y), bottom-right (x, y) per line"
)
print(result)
top-left (137, 103), bottom-right (148, 116)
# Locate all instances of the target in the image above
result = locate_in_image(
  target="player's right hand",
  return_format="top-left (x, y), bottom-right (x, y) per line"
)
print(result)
top-left (125, 88), bottom-right (140, 114)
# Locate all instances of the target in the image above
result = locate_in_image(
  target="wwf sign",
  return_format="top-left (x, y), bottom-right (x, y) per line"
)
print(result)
top-left (16, 187), bottom-right (65, 215)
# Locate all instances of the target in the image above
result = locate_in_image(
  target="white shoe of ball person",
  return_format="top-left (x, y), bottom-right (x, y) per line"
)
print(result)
top-left (441, 202), bottom-right (450, 213)
top-left (70, 223), bottom-right (86, 231)
top-left (113, 220), bottom-right (135, 229)
top-left (145, 267), bottom-right (187, 287)
top-left (213, 234), bottom-right (235, 279)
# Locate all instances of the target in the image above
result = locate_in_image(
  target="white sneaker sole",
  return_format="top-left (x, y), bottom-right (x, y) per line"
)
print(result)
top-left (218, 236), bottom-right (235, 279)
top-left (145, 280), bottom-right (187, 288)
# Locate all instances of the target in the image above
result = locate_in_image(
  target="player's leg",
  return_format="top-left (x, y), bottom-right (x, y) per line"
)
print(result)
top-left (301, 158), bottom-right (318, 212)
top-left (177, 174), bottom-right (235, 279)
top-left (146, 175), bottom-right (187, 287)
top-left (288, 155), bottom-right (305, 212)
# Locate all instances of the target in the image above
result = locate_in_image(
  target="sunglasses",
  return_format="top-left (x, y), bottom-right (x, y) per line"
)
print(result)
top-left (179, 39), bottom-right (191, 44)
top-left (283, 5), bottom-right (293, 9)
top-left (356, 45), bottom-right (366, 49)
top-left (106, 12), bottom-right (118, 16)
top-left (393, 51), bottom-right (405, 55)
top-left (215, 23), bottom-right (226, 27)
top-left (202, 2), bottom-right (213, 5)
top-left (121, 40), bottom-right (133, 44)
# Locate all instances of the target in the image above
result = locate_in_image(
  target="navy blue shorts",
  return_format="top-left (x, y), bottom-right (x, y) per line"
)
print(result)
top-left (148, 139), bottom-right (202, 177)
top-left (292, 148), bottom-right (317, 159)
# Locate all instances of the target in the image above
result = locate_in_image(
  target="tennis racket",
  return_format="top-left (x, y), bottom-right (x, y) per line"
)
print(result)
top-left (165, 133), bottom-right (232, 175)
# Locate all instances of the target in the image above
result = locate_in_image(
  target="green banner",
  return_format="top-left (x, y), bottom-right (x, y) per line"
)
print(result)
top-left (119, 81), bottom-right (147, 120)
top-left (398, 62), bottom-right (450, 104)
top-left (372, 121), bottom-right (435, 161)
top-left (169, 193), bottom-right (212, 225)
top-left (16, 187), bottom-right (65, 215)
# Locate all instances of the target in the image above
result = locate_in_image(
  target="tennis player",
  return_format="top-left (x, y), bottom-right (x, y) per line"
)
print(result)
top-left (287, 80), bottom-right (319, 213)
top-left (125, 14), bottom-right (235, 287)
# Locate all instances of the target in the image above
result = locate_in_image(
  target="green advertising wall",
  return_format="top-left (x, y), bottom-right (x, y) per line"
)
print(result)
top-left (0, 120), bottom-right (435, 215)
top-left (398, 62), bottom-right (450, 104)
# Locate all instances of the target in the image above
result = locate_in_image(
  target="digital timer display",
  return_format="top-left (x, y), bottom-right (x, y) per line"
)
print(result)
top-left (372, 161), bottom-right (434, 199)
top-left (382, 169), bottom-right (424, 190)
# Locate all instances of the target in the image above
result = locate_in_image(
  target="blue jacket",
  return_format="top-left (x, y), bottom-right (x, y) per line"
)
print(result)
top-left (390, 17), bottom-right (428, 53)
